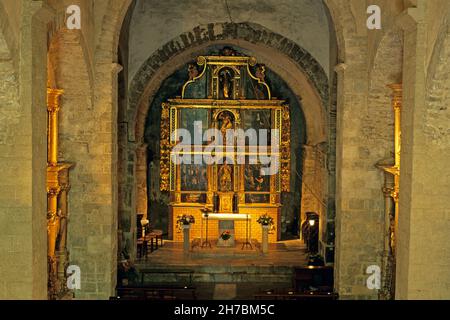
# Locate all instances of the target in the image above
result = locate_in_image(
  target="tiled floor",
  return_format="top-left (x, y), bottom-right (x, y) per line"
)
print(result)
top-left (136, 239), bottom-right (308, 268)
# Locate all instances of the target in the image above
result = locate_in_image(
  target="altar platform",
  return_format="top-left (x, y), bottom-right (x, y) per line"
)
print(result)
top-left (135, 240), bottom-right (308, 293)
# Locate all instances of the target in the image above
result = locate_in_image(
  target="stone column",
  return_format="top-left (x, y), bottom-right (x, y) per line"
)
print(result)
top-left (183, 225), bottom-right (191, 254)
top-left (261, 225), bottom-right (269, 254)
top-left (46, 88), bottom-right (64, 299)
top-left (135, 143), bottom-right (148, 218)
top-left (394, 1), bottom-right (450, 299)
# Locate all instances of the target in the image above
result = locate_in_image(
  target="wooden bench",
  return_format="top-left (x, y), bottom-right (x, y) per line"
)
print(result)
top-left (115, 285), bottom-right (196, 300)
top-left (137, 235), bottom-right (157, 259)
top-left (254, 290), bottom-right (338, 300)
top-left (139, 268), bottom-right (194, 286)
top-left (293, 266), bottom-right (334, 293)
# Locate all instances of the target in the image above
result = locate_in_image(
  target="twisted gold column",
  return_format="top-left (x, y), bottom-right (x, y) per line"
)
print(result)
top-left (387, 84), bottom-right (402, 254)
top-left (378, 84), bottom-right (402, 300)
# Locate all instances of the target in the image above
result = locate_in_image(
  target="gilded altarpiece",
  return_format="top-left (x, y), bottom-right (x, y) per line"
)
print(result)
top-left (160, 49), bottom-right (290, 243)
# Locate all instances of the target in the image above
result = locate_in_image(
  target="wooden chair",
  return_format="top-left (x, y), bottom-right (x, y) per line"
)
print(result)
top-left (144, 233), bottom-right (157, 253)
top-left (147, 229), bottom-right (163, 250)
top-left (136, 237), bottom-right (148, 259)
top-left (153, 229), bottom-right (164, 247)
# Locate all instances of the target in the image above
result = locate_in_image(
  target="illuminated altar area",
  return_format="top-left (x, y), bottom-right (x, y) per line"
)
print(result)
top-left (159, 48), bottom-right (291, 245)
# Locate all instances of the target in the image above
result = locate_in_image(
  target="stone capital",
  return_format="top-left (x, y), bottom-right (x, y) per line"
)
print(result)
top-left (31, 1), bottom-right (55, 24)
top-left (113, 63), bottom-right (124, 74)
top-left (396, 6), bottom-right (424, 31)
top-left (334, 63), bottom-right (347, 74)
top-left (47, 88), bottom-right (64, 113)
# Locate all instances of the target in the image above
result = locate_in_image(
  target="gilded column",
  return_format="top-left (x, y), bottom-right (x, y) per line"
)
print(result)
top-left (387, 83), bottom-right (402, 253)
top-left (47, 89), bottom-right (63, 166)
top-left (136, 143), bottom-right (148, 219)
top-left (378, 83), bottom-right (402, 300)
top-left (56, 172), bottom-right (71, 278)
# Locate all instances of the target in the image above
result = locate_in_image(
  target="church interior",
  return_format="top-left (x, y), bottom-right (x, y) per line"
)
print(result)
top-left (0, 0), bottom-right (449, 300)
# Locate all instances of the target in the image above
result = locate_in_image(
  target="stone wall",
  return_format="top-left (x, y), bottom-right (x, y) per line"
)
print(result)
top-left (128, 0), bottom-right (331, 80)
top-left (0, 0), bottom-right (48, 299)
top-left (396, 0), bottom-right (450, 299)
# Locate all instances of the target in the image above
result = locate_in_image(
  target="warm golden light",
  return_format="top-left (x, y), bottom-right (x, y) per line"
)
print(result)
top-left (309, 219), bottom-right (315, 227)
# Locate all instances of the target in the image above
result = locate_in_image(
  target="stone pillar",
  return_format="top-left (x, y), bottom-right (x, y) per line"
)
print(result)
top-left (135, 143), bottom-right (148, 218)
top-left (334, 53), bottom-right (382, 299)
top-left (0, 0), bottom-right (53, 299)
top-left (396, 1), bottom-right (450, 299)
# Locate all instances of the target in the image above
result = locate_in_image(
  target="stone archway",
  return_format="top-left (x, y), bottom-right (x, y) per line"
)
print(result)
top-left (128, 23), bottom-right (329, 143)
top-left (118, 28), bottom-right (332, 258)
top-left (95, 0), bottom-right (370, 299)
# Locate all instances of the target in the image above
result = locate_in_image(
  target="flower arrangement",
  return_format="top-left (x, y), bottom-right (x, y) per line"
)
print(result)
top-left (220, 230), bottom-right (232, 241)
top-left (257, 214), bottom-right (275, 231)
top-left (176, 214), bottom-right (195, 231)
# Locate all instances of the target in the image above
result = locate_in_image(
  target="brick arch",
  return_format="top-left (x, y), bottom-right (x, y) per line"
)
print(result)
top-left (98, 0), bottom-right (355, 63)
top-left (323, 0), bottom-right (350, 62)
top-left (128, 23), bottom-right (329, 145)
top-left (94, 0), bottom-right (133, 64)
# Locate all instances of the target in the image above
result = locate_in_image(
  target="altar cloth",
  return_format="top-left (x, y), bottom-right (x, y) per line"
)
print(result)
top-left (202, 213), bottom-right (250, 220)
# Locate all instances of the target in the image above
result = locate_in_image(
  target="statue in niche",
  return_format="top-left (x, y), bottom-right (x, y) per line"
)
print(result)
top-left (253, 64), bottom-right (267, 99)
top-left (219, 68), bottom-right (234, 99)
top-left (218, 111), bottom-right (234, 145)
top-left (218, 160), bottom-right (233, 192)
top-left (221, 47), bottom-right (236, 56)
top-left (255, 64), bottom-right (266, 81)
top-left (188, 63), bottom-right (199, 80)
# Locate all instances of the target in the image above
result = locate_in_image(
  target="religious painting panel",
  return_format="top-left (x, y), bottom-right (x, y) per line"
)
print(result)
top-left (181, 193), bottom-right (207, 203)
top-left (241, 109), bottom-right (272, 146)
top-left (180, 163), bottom-right (207, 191)
top-left (244, 160), bottom-right (270, 203)
top-left (179, 108), bottom-right (209, 143)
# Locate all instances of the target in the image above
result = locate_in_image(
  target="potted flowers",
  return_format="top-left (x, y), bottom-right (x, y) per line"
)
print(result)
top-left (176, 214), bottom-right (195, 230)
top-left (220, 230), bottom-right (232, 241)
top-left (257, 214), bottom-right (274, 254)
top-left (177, 214), bottom-right (195, 253)
top-left (257, 214), bottom-right (274, 229)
